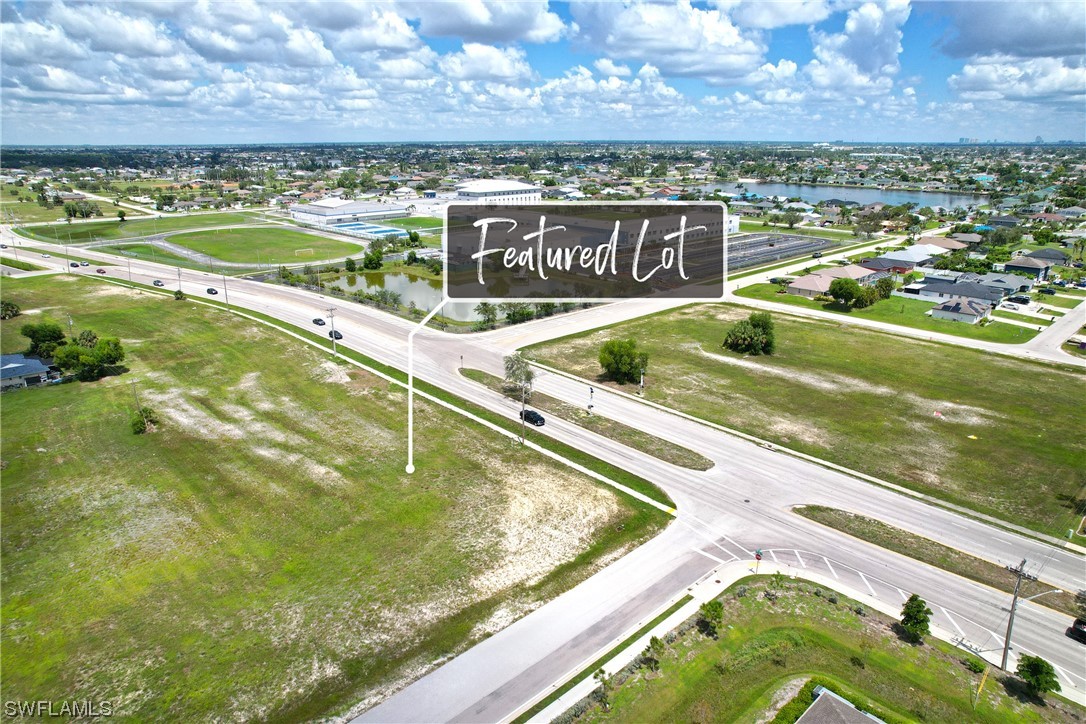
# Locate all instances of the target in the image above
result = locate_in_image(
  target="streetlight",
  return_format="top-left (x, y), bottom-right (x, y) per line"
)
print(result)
top-left (326, 306), bottom-right (338, 355)
top-left (222, 273), bottom-right (230, 309)
top-left (588, 386), bottom-right (594, 413)
top-left (1000, 559), bottom-right (1060, 670)
top-left (639, 368), bottom-right (645, 396)
top-left (127, 256), bottom-right (133, 282)
top-left (176, 267), bottom-right (182, 292)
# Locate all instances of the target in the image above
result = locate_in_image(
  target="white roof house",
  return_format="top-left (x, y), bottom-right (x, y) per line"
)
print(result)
top-left (456, 179), bottom-right (542, 205)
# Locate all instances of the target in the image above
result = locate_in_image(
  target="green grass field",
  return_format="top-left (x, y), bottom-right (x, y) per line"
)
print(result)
top-left (0, 256), bottom-right (47, 272)
top-left (0, 275), bottom-right (667, 720)
top-left (167, 227), bottom-right (364, 263)
top-left (1033, 293), bottom-right (1084, 310)
top-left (526, 304), bottom-right (1086, 536)
top-left (1, 184), bottom-right (147, 224)
top-left (578, 577), bottom-right (1081, 723)
top-left (990, 311), bottom-right (1051, 327)
top-left (97, 243), bottom-right (203, 269)
top-left (735, 284), bottom-right (1041, 343)
top-left (380, 216), bottom-right (443, 230)
top-left (16, 212), bottom-right (260, 243)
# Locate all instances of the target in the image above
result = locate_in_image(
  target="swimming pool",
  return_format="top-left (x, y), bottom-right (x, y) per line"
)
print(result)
top-left (333, 221), bottom-right (409, 238)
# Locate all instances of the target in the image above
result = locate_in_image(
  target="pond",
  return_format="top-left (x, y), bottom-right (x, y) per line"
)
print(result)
top-left (696, 181), bottom-right (986, 210)
top-left (325, 272), bottom-right (480, 322)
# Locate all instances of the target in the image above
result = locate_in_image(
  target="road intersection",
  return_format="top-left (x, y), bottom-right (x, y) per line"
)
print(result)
top-left (4, 228), bottom-right (1084, 719)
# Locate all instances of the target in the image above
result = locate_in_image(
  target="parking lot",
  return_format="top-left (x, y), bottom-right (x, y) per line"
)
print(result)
top-left (729, 233), bottom-right (836, 270)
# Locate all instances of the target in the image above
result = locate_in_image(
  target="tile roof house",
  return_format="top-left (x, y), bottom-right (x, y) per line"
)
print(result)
top-left (786, 273), bottom-right (834, 297)
top-left (919, 236), bottom-right (968, 251)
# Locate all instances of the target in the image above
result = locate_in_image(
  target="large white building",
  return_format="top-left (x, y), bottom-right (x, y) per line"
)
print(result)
top-left (455, 179), bottom-right (542, 205)
top-left (290, 198), bottom-right (408, 225)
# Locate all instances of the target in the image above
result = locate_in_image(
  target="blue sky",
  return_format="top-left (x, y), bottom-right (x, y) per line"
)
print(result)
top-left (1, 1), bottom-right (1083, 145)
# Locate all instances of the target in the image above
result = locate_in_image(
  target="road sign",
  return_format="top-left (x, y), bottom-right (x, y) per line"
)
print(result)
top-left (755, 548), bottom-right (763, 561)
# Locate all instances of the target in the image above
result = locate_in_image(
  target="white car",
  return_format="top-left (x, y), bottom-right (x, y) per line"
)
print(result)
top-left (41, 253), bottom-right (50, 258)
top-left (1002, 303), bottom-right (1018, 311)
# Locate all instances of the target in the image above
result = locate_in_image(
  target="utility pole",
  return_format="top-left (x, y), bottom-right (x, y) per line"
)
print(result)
top-left (326, 306), bottom-right (338, 355)
top-left (177, 267), bottom-right (182, 291)
top-left (520, 383), bottom-right (526, 444)
top-left (639, 368), bottom-right (645, 396)
top-left (1000, 559), bottom-right (1035, 670)
top-left (66, 313), bottom-right (73, 336)
top-left (127, 256), bottom-right (133, 282)
top-left (222, 273), bottom-right (230, 309)
top-left (588, 386), bottom-right (594, 414)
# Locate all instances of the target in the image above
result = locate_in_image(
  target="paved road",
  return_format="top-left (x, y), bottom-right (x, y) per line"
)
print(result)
top-left (6, 228), bottom-right (1084, 718)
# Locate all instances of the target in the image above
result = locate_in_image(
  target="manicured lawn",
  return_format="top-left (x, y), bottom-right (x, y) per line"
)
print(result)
top-left (167, 227), bottom-right (364, 263)
top-left (526, 304), bottom-right (1086, 536)
top-left (0, 256), bottom-right (47, 271)
top-left (97, 243), bottom-right (205, 270)
top-left (380, 216), bottom-right (443, 230)
top-left (1033, 293), bottom-right (1083, 309)
top-left (735, 283), bottom-right (1041, 343)
top-left (990, 311), bottom-right (1051, 327)
top-left (16, 212), bottom-right (260, 243)
top-left (577, 578), bottom-right (1080, 723)
top-left (0, 275), bottom-right (666, 721)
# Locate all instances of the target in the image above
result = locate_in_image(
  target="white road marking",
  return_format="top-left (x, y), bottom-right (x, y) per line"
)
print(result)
top-left (858, 571), bottom-right (877, 597)
top-left (691, 547), bottom-right (729, 565)
top-left (769, 549), bottom-right (779, 563)
top-left (940, 607), bottom-right (967, 638)
top-left (896, 588), bottom-right (909, 601)
top-left (794, 550), bottom-right (806, 568)
top-left (823, 556), bottom-right (838, 579)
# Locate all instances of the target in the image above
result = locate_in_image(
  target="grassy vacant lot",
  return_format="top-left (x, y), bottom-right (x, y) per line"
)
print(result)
top-left (736, 283), bottom-right (1041, 343)
top-left (795, 507), bottom-right (1080, 617)
top-left (461, 369), bottom-right (713, 471)
top-left (0, 256), bottom-right (47, 272)
top-left (527, 304), bottom-right (1086, 536)
top-left (576, 578), bottom-right (1079, 723)
top-left (97, 243), bottom-right (209, 272)
top-left (17, 212), bottom-right (259, 243)
top-left (991, 311), bottom-right (1052, 327)
top-left (167, 227), bottom-right (363, 264)
top-left (1034, 294), bottom-right (1084, 310)
top-left (0, 275), bottom-right (666, 721)
top-left (737, 219), bottom-right (858, 240)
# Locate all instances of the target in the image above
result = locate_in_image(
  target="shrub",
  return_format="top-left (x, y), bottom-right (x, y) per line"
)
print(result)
top-left (736, 585), bottom-right (749, 598)
top-left (599, 338), bottom-right (648, 384)
top-left (827, 593), bottom-right (839, 604)
top-left (131, 407), bottom-right (160, 435)
top-left (963, 657), bottom-right (986, 674)
top-left (174, 289), bottom-right (186, 300)
top-left (0, 300), bottom-right (20, 319)
top-left (854, 605), bottom-right (866, 617)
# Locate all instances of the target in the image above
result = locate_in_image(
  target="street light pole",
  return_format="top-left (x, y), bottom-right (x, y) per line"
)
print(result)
top-left (520, 384), bottom-right (526, 444)
top-left (999, 559), bottom-right (1053, 670)
top-left (127, 256), bottom-right (132, 282)
top-left (177, 267), bottom-right (182, 292)
top-left (588, 386), bottom-right (594, 414)
top-left (222, 273), bottom-right (230, 309)
top-left (640, 368), bottom-right (645, 396)
top-left (326, 306), bottom-right (338, 355)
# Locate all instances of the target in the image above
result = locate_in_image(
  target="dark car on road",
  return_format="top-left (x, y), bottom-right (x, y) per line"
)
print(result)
top-left (206, 288), bottom-right (218, 295)
top-left (69, 262), bottom-right (79, 268)
top-left (1068, 618), bottom-right (1086, 644)
top-left (95, 268), bottom-right (106, 274)
top-left (328, 329), bottom-right (343, 340)
top-left (313, 318), bottom-right (326, 326)
top-left (519, 409), bottom-right (545, 426)
top-left (153, 280), bottom-right (165, 287)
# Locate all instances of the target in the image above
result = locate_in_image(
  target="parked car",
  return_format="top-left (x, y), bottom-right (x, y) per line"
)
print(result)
top-left (95, 268), bottom-right (106, 274)
top-left (1002, 303), bottom-right (1018, 311)
top-left (206, 287), bottom-right (218, 295)
top-left (312, 318), bottom-right (326, 326)
top-left (79, 261), bottom-right (89, 267)
top-left (328, 329), bottom-right (343, 340)
top-left (1039, 288), bottom-right (1057, 295)
top-left (153, 280), bottom-right (165, 287)
top-left (1008, 295), bottom-right (1031, 305)
top-left (1068, 618), bottom-right (1086, 644)
top-left (519, 409), bottom-right (545, 426)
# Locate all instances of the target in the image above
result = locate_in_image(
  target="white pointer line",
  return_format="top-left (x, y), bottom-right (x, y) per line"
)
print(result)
top-left (406, 300), bottom-right (448, 474)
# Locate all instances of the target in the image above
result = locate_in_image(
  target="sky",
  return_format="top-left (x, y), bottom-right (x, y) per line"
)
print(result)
top-left (1, 0), bottom-right (1084, 145)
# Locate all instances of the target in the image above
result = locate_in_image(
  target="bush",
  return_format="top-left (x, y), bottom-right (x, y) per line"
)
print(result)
top-left (963, 657), bottom-right (986, 674)
top-left (0, 300), bottom-right (20, 319)
top-left (723, 312), bottom-right (775, 355)
top-left (599, 338), bottom-right (648, 384)
top-left (130, 407), bottom-right (160, 435)
top-left (174, 289), bottom-right (186, 300)
top-left (1016, 654), bottom-right (1060, 695)
top-left (853, 605), bottom-right (866, 617)
top-left (827, 593), bottom-right (839, 604)
top-left (735, 585), bottom-right (749, 598)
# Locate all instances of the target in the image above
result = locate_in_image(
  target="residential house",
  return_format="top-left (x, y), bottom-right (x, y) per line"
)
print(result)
top-left (1003, 256), bottom-right (1053, 280)
top-left (786, 274), bottom-right (833, 298)
top-left (901, 280), bottom-right (1004, 305)
top-left (1, 354), bottom-right (54, 390)
top-left (919, 236), bottom-right (967, 251)
top-left (859, 257), bottom-right (912, 274)
top-left (987, 215), bottom-right (1021, 228)
top-left (950, 232), bottom-right (983, 245)
top-left (1055, 206), bottom-right (1086, 219)
top-left (972, 272), bottom-right (1034, 295)
top-left (930, 297), bottom-right (991, 324)
top-left (1026, 247), bottom-right (1069, 266)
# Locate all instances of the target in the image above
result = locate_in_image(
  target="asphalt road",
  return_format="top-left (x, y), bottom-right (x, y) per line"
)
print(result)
top-left (5, 229), bottom-right (1084, 718)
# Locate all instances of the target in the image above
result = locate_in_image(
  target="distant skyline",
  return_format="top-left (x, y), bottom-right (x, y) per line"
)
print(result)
top-left (2, 1), bottom-right (1084, 146)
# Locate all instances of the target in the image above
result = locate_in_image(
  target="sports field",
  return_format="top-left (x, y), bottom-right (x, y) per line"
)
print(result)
top-left (166, 227), bottom-right (364, 263)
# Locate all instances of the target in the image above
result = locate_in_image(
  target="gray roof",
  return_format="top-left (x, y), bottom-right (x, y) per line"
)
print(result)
top-left (1005, 256), bottom-right (1052, 269)
top-left (920, 281), bottom-right (1004, 302)
top-left (796, 687), bottom-right (882, 724)
top-left (0, 354), bottom-right (50, 380)
top-left (1026, 248), bottom-right (1069, 262)
top-left (934, 296), bottom-right (991, 317)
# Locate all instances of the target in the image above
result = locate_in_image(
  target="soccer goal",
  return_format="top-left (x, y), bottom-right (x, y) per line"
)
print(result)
top-left (295, 248), bottom-right (314, 257)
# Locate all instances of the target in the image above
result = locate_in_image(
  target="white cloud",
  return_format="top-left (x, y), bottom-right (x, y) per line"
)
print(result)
top-left (727, 0), bottom-right (836, 29)
top-left (398, 0), bottom-right (566, 43)
top-left (593, 58), bottom-right (631, 77)
top-left (332, 8), bottom-right (422, 52)
top-left (805, 0), bottom-right (910, 95)
top-left (439, 43), bottom-right (532, 82)
top-left (45, 3), bottom-right (176, 57)
top-left (570, 0), bottom-right (766, 85)
top-left (938, 2), bottom-right (1086, 59)
top-left (949, 55), bottom-right (1086, 103)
